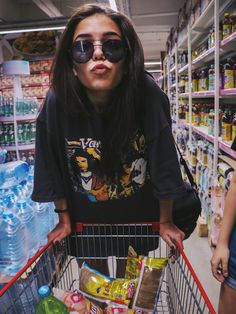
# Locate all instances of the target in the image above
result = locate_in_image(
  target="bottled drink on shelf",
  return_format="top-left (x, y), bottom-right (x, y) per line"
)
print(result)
top-left (35, 285), bottom-right (69, 314)
top-left (0, 161), bottom-right (29, 189)
top-left (221, 109), bottom-right (232, 141)
top-left (223, 58), bottom-right (234, 89)
top-left (232, 114), bottom-right (236, 142)
top-left (208, 109), bottom-right (214, 136)
top-left (208, 65), bottom-right (215, 90)
top-left (198, 68), bottom-right (208, 91)
top-left (0, 212), bottom-right (29, 276)
top-left (223, 13), bottom-right (232, 39)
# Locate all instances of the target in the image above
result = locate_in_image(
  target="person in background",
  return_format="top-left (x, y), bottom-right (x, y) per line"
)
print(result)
top-left (32, 3), bottom-right (186, 274)
top-left (211, 170), bottom-right (236, 314)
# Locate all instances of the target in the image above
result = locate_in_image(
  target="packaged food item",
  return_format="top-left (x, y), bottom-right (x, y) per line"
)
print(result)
top-left (79, 263), bottom-right (137, 306)
top-left (125, 246), bottom-right (144, 280)
top-left (53, 287), bottom-right (104, 314)
top-left (132, 257), bottom-right (168, 312)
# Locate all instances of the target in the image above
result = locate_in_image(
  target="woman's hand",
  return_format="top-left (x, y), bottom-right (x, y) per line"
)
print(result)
top-left (159, 222), bottom-right (185, 249)
top-left (211, 244), bottom-right (230, 282)
top-left (47, 212), bottom-right (71, 243)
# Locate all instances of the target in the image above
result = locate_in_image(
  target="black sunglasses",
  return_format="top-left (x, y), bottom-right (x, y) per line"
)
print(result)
top-left (71, 39), bottom-right (126, 64)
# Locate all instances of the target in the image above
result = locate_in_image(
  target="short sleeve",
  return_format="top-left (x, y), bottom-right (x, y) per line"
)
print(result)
top-left (31, 92), bottom-right (66, 202)
top-left (147, 126), bottom-right (186, 200)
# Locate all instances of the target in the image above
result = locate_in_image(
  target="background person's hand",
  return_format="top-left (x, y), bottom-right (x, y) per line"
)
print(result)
top-left (159, 222), bottom-right (185, 249)
top-left (211, 244), bottom-right (230, 282)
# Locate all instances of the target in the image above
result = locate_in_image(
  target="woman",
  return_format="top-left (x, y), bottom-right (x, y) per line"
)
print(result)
top-left (32, 4), bottom-right (186, 273)
top-left (211, 170), bottom-right (236, 314)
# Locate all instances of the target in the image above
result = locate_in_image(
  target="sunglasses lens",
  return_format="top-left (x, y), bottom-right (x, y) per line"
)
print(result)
top-left (72, 40), bottom-right (94, 64)
top-left (103, 40), bottom-right (126, 63)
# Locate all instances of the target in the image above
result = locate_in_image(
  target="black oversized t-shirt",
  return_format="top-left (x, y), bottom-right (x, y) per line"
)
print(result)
top-left (32, 74), bottom-right (186, 223)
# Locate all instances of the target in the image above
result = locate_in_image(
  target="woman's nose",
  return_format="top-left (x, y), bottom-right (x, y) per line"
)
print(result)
top-left (92, 44), bottom-right (105, 61)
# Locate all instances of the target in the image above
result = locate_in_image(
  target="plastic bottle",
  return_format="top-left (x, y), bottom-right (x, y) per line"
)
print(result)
top-left (31, 202), bottom-right (50, 247)
top-left (223, 13), bottom-right (232, 39)
top-left (35, 285), bottom-right (69, 314)
top-left (208, 65), bottom-right (215, 91)
top-left (192, 70), bottom-right (198, 92)
top-left (199, 69), bottom-right (208, 91)
top-left (232, 114), bottom-right (236, 142)
top-left (0, 148), bottom-right (7, 164)
top-left (0, 161), bottom-right (29, 190)
top-left (223, 58), bottom-right (234, 89)
top-left (208, 109), bottom-right (215, 135)
top-left (0, 213), bottom-right (29, 276)
top-left (222, 109), bottom-right (232, 141)
top-left (16, 200), bottom-right (39, 257)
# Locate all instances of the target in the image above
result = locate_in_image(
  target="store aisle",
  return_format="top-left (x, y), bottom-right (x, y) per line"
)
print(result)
top-left (184, 229), bottom-right (220, 311)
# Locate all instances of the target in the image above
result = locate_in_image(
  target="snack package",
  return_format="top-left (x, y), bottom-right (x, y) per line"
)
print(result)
top-left (105, 303), bottom-right (147, 314)
top-left (132, 257), bottom-right (168, 312)
top-left (79, 263), bottom-right (137, 306)
top-left (124, 246), bottom-right (144, 280)
top-left (53, 287), bottom-right (103, 314)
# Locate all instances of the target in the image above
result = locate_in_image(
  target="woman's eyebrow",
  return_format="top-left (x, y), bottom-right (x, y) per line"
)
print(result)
top-left (74, 31), bottom-right (121, 41)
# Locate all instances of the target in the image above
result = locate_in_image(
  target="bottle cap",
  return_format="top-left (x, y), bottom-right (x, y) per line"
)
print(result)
top-left (38, 285), bottom-right (50, 298)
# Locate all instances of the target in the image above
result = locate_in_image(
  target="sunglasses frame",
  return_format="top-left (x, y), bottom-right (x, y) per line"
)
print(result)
top-left (70, 39), bottom-right (127, 64)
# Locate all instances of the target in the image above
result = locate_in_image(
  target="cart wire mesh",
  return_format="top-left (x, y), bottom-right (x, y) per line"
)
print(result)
top-left (0, 222), bottom-right (216, 314)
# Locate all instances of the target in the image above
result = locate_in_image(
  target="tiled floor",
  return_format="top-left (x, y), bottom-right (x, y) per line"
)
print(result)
top-left (184, 229), bottom-right (221, 312)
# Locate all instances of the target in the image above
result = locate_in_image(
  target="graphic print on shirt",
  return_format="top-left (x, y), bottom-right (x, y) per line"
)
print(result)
top-left (66, 130), bottom-right (147, 202)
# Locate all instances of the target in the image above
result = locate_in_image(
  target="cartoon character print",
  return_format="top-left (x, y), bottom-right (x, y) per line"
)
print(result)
top-left (65, 130), bottom-right (147, 202)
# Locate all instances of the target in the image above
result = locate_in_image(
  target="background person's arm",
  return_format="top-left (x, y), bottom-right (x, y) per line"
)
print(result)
top-left (211, 171), bottom-right (236, 281)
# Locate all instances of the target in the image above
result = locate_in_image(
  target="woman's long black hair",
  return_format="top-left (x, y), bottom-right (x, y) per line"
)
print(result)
top-left (52, 4), bottom-right (145, 179)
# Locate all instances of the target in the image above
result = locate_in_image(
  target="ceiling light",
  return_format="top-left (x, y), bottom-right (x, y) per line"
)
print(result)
top-left (144, 61), bottom-right (162, 66)
top-left (0, 26), bottom-right (65, 35)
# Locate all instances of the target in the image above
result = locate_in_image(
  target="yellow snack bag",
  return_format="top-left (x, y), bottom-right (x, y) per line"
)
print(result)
top-left (80, 263), bottom-right (137, 306)
top-left (125, 246), bottom-right (144, 280)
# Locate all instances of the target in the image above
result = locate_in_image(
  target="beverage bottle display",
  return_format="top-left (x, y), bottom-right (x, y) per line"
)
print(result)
top-left (208, 109), bottom-right (214, 135)
top-left (198, 69), bottom-right (208, 91)
top-left (223, 13), bottom-right (232, 39)
top-left (0, 161), bottom-right (29, 189)
top-left (0, 212), bottom-right (29, 276)
top-left (16, 200), bottom-right (39, 257)
top-left (192, 70), bottom-right (198, 92)
top-left (223, 58), bottom-right (234, 89)
top-left (32, 202), bottom-right (50, 247)
top-left (221, 109), bottom-right (232, 141)
top-left (208, 65), bottom-right (215, 90)
top-left (232, 114), bottom-right (236, 142)
top-left (35, 285), bottom-right (69, 314)
top-left (231, 13), bottom-right (236, 34)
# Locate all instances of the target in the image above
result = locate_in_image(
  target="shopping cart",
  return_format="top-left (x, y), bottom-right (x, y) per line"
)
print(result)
top-left (0, 222), bottom-right (216, 314)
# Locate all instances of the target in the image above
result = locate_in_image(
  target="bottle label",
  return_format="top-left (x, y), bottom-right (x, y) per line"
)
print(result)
top-left (232, 125), bottom-right (236, 141)
top-left (222, 123), bottom-right (232, 141)
top-left (224, 70), bottom-right (234, 89)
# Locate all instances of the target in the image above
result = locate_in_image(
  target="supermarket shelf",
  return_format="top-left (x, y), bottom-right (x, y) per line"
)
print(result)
top-left (192, 47), bottom-right (215, 68)
top-left (170, 83), bottom-right (176, 89)
top-left (180, 122), bottom-right (236, 159)
top-left (191, 0), bottom-right (233, 45)
top-left (0, 114), bottom-right (37, 122)
top-left (220, 88), bottom-right (236, 96)
top-left (192, 1), bottom-right (214, 32)
top-left (179, 93), bottom-right (189, 98)
top-left (3, 144), bottom-right (35, 151)
top-left (178, 64), bottom-right (189, 74)
top-left (170, 66), bottom-right (176, 73)
top-left (221, 31), bottom-right (236, 50)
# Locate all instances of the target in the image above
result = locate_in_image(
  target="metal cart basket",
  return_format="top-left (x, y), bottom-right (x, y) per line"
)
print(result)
top-left (0, 222), bottom-right (216, 314)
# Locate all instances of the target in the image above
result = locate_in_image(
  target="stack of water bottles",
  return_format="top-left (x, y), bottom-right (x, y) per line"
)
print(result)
top-left (0, 157), bottom-right (58, 277)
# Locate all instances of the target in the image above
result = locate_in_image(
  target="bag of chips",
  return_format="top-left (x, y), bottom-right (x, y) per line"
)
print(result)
top-left (132, 257), bottom-right (168, 312)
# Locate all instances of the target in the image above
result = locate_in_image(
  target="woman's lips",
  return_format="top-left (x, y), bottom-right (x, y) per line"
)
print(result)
top-left (91, 64), bottom-right (110, 74)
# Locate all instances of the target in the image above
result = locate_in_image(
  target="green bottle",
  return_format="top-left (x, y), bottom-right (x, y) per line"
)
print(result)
top-left (36, 285), bottom-right (69, 314)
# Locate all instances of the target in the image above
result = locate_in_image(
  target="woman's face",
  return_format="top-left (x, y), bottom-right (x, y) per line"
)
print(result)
top-left (72, 13), bottom-right (125, 93)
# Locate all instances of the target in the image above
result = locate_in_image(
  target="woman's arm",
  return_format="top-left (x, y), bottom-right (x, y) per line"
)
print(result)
top-left (159, 200), bottom-right (185, 249)
top-left (211, 171), bottom-right (236, 281)
top-left (47, 198), bottom-right (72, 243)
